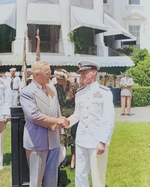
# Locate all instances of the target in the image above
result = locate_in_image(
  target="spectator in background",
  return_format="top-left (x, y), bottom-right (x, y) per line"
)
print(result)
top-left (26, 68), bottom-right (33, 85)
top-left (53, 69), bottom-right (79, 169)
top-left (0, 75), bottom-right (11, 170)
top-left (101, 75), bottom-right (110, 87)
top-left (109, 76), bottom-right (121, 106)
top-left (98, 75), bottom-right (103, 85)
top-left (110, 76), bottom-right (120, 89)
top-left (7, 68), bottom-right (20, 106)
top-left (74, 78), bottom-right (79, 90)
top-left (120, 72), bottom-right (134, 116)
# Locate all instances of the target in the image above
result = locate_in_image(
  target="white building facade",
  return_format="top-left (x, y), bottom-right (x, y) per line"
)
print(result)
top-left (1, 0), bottom-right (148, 68)
top-left (103, 0), bottom-right (148, 50)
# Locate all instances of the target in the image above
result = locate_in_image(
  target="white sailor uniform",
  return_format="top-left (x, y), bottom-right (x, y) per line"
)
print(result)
top-left (7, 76), bottom-right (20, 106)
top-left (0, 78), bottom-right (11, 170)
top-left (68, 81), bottom-right (115, 187)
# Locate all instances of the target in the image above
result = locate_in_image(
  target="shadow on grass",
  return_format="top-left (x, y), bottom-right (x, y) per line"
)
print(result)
top-left (3, 153), bottom-right (11, 166)
top-left (58, 170), bottom-right (71, 187)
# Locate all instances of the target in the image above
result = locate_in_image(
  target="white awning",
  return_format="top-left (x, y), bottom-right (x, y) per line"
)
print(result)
top-left (44, 56), bottom-right (134, 67)
top-left (0, 3), bottom-right (16, 29)
top-left (104, 13), bottom-right (135, 40)
top-left (1, 54), bottom-right (134, 67)
top-left (70, 6), bottom-right (107, 32)
top-left (27, 3), bottom-right (61, 25)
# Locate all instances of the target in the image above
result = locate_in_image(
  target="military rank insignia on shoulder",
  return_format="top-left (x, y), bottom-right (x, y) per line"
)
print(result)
top-left (99, 85), bottom-right (110, 91)
top-left (77, 85), bottom-right (87, 93)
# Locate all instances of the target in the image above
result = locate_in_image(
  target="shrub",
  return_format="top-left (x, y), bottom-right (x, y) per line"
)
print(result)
top-left (128, 58), bottom-right (150, 86)
top-left (132, 87), bottom-right (150, 107)
top-left (122, 46), bottom-right (134, 56)
top-left (131, 48), bottom-right (150, 66)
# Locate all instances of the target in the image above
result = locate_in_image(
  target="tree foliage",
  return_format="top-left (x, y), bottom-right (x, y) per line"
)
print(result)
top-left (122, 46), bottom-right (150, 65)
top-left (128, 58), bottom-right (150, 86)
top-left (68, 28), bottom-right (96, 54)
top-left (131, 48), bottom-right (150, 66)
top-left (122, 47), bottom-right (150, 86)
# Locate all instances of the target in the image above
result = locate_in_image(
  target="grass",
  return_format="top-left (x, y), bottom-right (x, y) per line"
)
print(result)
top-left (0, 122), bottom-right (11, 187)
top-left (1, 122), bottom-right (150, 187)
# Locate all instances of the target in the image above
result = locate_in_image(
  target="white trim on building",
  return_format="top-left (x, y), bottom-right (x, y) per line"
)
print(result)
top-left (0, 0), bottom-right (138, 68)
top-left (27, 3), bottom-right (61, 25)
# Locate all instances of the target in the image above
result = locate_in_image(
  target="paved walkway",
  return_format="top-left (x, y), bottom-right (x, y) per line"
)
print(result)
top-left (115, 106), bottom-right (150, 122)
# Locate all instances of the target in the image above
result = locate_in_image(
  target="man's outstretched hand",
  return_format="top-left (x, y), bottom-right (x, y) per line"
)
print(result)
top-left (57, 117), bottom-right (70, 129)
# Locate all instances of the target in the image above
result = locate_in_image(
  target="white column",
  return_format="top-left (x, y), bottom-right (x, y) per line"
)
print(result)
top-left (112, 0), bottom-right (121, 22)
top-left (112, 0), bottom-right (122, 49)
top-left (58, 0), bottom-right (74, 55)
top-left (13, 0), bottom-right (28, 55)
top-left (93, 0), bottom-right (108, 56)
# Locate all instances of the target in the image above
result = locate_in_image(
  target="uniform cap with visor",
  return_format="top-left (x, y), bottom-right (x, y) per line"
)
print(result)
top-left (76, 60), bottom-right (100, 74)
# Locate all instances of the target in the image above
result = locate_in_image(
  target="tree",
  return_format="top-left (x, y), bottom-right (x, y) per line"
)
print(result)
top-left (128, 55), bottom-right (150, 86)
top-left (131, 48), bottom-right (150, 66)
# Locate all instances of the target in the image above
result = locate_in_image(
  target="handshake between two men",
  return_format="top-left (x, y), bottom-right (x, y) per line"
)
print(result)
top-left (50, 116), bottom-right (70, 131)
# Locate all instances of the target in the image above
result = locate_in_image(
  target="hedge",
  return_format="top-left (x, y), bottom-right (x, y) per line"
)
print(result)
top-left (132, 87), bottom-right (150, 107)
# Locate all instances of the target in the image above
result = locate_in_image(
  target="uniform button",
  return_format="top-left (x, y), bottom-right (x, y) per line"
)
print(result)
top-left (87, 107), bottom-right (89, 109)
top-left (86, 116), bottom-right (88, 118)
top-left (87, 98), bottom-right (89, 99)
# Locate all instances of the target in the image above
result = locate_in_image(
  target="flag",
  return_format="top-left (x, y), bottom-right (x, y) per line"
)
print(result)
top-left (21, 31), bottom-right (27, 88)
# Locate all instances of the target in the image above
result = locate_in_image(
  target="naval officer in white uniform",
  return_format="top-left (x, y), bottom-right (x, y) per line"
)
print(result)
top-left (7, 68), bottom-right (20, 106)
top-left (0, 76), bottom-right (11, 170)
top-left (67, 61), bottom-right (115, 187)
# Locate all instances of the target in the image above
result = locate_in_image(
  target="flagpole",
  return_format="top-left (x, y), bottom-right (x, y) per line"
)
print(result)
top-left (36, 29), bottom-right (40, 61)
top-left (21, 31), bottom-right (27, 89)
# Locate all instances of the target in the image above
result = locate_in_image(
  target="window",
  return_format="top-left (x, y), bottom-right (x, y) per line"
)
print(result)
top-left (70, 0), bottom-right (93, 9)
top-left (28, 24), bottom-right (60, 53)
top-left (129, 25), bottom-right (140, 44)
top-left (129, 0), bottom-right (140, 5)
top-left (103, 0), bottom-right (108, 3)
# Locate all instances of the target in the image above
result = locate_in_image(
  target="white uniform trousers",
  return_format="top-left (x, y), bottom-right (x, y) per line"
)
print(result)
top-left (11, 90), bottom-right (18, 106)
top-left (75, 144), bottom-right (108, 187)
top-left (26, 147), bottom-right (59, 187)
top-left (0, 131), bottom-right (4, 170)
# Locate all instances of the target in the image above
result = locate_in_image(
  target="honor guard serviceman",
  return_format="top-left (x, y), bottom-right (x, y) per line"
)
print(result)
top-left (20, 61), bottom-right (69, 187)
top-left (0, 76), bottom-right (11, 170)
top-left (120, 72), bottom-right (134, 116)
top-left (67, 61), bottom-right (115, 187)
top-left (7, 68), bottom-right (20, 106)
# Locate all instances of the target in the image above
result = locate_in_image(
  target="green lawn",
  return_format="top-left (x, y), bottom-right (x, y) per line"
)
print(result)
top-left (1, 122), bottom-right (150, 187)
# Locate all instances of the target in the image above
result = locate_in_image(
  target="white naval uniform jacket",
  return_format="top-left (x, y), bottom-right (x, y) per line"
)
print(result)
top-left (68, 81), bottom-right (115, 149)
top-left (7, 76), bottom-right (20, 90)
top-left (0, 78), bottom-right (11, 119)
